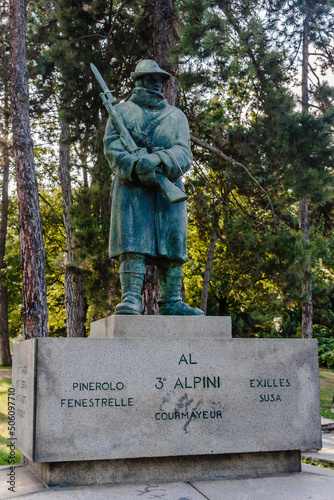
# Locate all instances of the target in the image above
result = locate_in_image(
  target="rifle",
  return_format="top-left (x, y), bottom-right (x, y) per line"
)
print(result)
top-left (90, 63), bottom-right (188, 204)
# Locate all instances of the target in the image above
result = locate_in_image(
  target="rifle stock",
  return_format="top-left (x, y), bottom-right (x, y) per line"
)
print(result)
top-left (156, 174), bottom-right (188, 203)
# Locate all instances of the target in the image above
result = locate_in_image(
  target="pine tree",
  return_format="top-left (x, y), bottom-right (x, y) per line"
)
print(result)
top-left (9, 0), bottom-right (48, 338)
top-left (264, 0), bottom-right (334, 337)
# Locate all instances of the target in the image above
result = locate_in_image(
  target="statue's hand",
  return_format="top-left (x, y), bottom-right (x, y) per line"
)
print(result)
top-left (136, 154), bottom-right (161, 186)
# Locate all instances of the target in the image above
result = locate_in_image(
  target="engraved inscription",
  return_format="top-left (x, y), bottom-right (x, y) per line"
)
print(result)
top-left (178, 353), bottom-right (197, 365)
top-left (15, 366), bottom-right (28, 419)
top-left (249, 378), bottom-right (290, 388)
top-left (155, 410), bottom-right (223, 420)
top-left (249, 378), bottom-right (291, 403)
top-left (59, 380), bottom-right (134, 409)
top-left (259, 394), bottom-right (282, 402)
top-left (154, 353), bottom-right (224, 429)
top-left (174, 376), bottom-right (220, 389)
top-left (72, 381), bottom-right (125, 391)
top-left (155, 377), bottom-right (166, 390)
top-left (60, 397), bottom-right (133, 408)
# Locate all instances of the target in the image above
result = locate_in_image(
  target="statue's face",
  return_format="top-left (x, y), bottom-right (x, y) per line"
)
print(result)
top-left (141, 74), bottom-right (163, 92)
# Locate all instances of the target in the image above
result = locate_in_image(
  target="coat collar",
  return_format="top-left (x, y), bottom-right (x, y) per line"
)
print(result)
top-left (130, 88), bottom-right (167, 109)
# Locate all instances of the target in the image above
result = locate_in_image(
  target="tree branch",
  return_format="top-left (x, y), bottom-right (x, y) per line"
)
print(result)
top-left (108, 0), bottom-right (129, 39)
top-left (228, 189), bottom-right (256, 221)
top-left (308, 63), bottom-right (320, 86)
top-left (190, 134), bottom-right (279, 224)
top-left (309, 52), bottom-right (333, 61)
top-left (192, 160), bottom-right (229, 212)
top-left (308, 103), bottom-right (322, 111)
top-left (129, 10), bottom-right (151, 55)
top-left (73, 34), bottom-right (105, 42)
top-left (107, 0), bottom-right (129, 63)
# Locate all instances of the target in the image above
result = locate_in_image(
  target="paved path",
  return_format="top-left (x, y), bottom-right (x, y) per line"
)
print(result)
top-left (302, 427), bottom-right (334, 466)
top-left (1, 463), bottom-right (334, 499)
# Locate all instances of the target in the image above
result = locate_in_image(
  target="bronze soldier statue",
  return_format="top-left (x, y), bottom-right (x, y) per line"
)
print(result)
top-left (103, 59), bottom-right (203, 316)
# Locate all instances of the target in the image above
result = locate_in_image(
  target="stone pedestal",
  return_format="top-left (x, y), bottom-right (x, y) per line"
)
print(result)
top-left (27, 451), bottom-right (301, 486)
top-left (89, 314), bottom-right (232, 339)
top-left (12, 316), bottom-right (321, 486)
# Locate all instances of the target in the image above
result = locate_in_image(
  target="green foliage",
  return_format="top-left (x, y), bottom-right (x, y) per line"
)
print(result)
top-left (319, 368), bottom-right (334, 420)
top-left (4, 200), bottom-right (23, 338)
top-left (302, 457), bottom-right (334, 470)
top-left (317, 338), bottom-right (334, 370)
top-left (312, 325), bottom-right (334, 369)
top-left (5, 189), bottom-right (67, 337)
top-left (179, 0), bottom-right (334, 339)
top-left (39, 189), bottom-right (67, 336)
top-left (69, 183), bottom-right (121, 324)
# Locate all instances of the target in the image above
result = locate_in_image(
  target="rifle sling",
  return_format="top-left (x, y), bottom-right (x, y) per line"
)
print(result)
top-left (139, 108), bottom-right (174, 149)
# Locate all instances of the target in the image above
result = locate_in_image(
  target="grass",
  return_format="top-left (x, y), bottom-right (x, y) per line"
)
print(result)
top-left (319, 368), bottom-right (334, 419)
top-left (0, 369), bottom-right (21, 466)
top-left (302, 457), bottom-right (334, 470)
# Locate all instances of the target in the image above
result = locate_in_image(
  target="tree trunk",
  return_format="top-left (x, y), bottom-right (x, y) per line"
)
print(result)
top-left (153, 0), bottom-right (179, 106)
top-left (300, 8), bottom-right (313, 339)
top-left (73, 146), bottom-right (89, 337)
top-left (9, 0), bottom-right (48, 339)
top-left (299, 196), bottom-right (312, 338)
top-left (200, 229), bottom-right (218, 315)
top-left (58, 121), bottom-right (86, 337)
top-left (58, 121), bottom-right (76, 336)
top-left (74, 273), bottom-right (86, 337)
top-left (301, 13), bottom-right (309, 114)
top-left (0, 81), bottom-right (12, 366)
top-left (142, 0), bottom-right (179, 314)
top-left (142, 265), bottom-right (160, 315)
top-left (218, 295), bottom-right (228, 316)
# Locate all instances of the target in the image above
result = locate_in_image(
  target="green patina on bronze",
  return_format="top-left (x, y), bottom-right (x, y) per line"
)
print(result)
top-left (97, 59), bottom-right (203, 315)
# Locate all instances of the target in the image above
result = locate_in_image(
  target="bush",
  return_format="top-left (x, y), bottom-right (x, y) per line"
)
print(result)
top-left (313, 325), bottom-right (334, 368)
top-left (318, 338), bottom-right (334, 368)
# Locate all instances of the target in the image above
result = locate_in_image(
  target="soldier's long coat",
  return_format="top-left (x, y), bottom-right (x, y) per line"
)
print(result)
top-left (104, 89), bottom-right (192, 263)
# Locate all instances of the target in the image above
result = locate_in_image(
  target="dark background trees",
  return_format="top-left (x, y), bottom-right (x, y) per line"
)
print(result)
top-left (176, 0), bottom-right (334, 337)
top-left (2, 0), bottom-right (334, 362)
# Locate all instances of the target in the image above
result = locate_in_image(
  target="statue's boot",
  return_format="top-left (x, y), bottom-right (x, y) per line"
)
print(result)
top-left (158, 265), bottom-right (204, 315)
top-left (114, 254), bottom-right (146, 315)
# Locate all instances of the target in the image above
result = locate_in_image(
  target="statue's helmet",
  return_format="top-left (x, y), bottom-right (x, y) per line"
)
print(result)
top-left (131, 60), bottom-right (171, 82)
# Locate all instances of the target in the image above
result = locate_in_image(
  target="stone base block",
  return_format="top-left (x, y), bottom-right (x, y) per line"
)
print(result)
top-left (90, 315), bottom-right (232, 339)
top-left (13, 338), bottom-right (321, 463)
top-left (28, 451), bottom-right (301, 486)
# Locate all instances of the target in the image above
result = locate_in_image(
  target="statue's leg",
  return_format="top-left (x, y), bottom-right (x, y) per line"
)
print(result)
top-left (158, 262), bottom-right (204, 316)
top-left (114, 253), bottom-right (146, 315)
